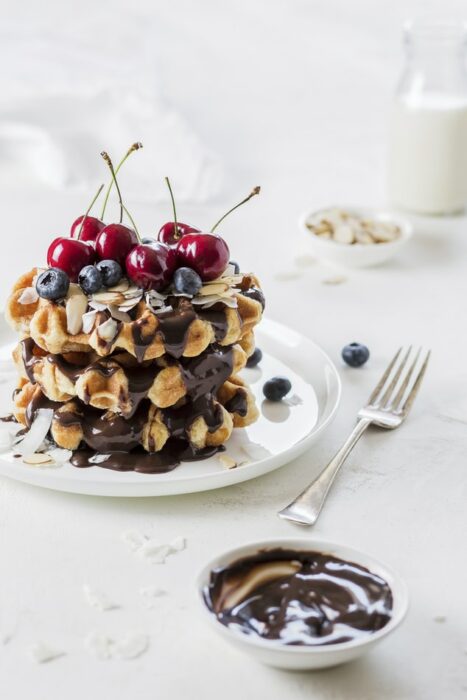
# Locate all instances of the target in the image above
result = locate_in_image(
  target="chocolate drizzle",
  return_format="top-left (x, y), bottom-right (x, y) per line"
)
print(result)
top-left (21, 338), bottom-right (41, 382)
top-left (224, 389), bottom-right (248, 417)
top-left (181, 346), bottom-right (233, 401)
top-left (157, 308), bottom-right (198, 358)
top-left (205, 549), bottom-right (393, 647)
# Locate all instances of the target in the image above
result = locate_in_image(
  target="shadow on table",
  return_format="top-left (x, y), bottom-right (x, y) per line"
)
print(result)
top-left (268, 654), bottom-right (411, 699)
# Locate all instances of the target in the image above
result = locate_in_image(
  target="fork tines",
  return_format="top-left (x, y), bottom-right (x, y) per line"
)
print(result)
top-left (368, 346), bottom-right (431, 414)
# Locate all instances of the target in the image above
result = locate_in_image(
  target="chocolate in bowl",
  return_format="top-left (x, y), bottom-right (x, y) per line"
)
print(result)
top-left (204, 547), bottom-right (393, 647)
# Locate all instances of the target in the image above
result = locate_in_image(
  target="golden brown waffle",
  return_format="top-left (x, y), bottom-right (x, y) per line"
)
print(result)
top-left (6, 269), bottom-right (264, 361)
top-left (13, 340), bottom-right (248, 415)
top-left (13, 379), bottom-right (258, 452)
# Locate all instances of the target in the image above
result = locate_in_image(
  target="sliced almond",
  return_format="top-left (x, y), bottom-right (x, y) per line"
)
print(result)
top-left (23, 453), bottom-right (53, 465)
top-left (218, 454), bottom-right (237, 469)
top-left (82, 310), bottom-right (98, 334)
top-left (355, 229), bottom-right (375, 244)
top-left (88, 300), bottom-right (107, 312)
top-left (92, 291), bottom-right (123, 305)
top-left (333, 223), bottom-right (355, 244)
top-left (118, 297), bottom-right (142, 311)
top-left (66, 285), bottom-right (88, 335)
top-left (217, 274), bottom-right (244, 285)
top-left (107, 279), bottom-right (130, 293)
top-left (96, 318), bottom-right (118, 343)
top-left (198, 283), bottom-right (229, 296)
top-left (108, 305), bottom-right (131, 323)
top-left (18, 287), bottom-right (39, 305)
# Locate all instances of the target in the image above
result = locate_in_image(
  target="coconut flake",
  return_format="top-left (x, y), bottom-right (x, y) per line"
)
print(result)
top-left (114, 633), bottom-right (149, 660)
top-left (47, 447), bottom-right (72, 464)
top-left (18, 287), bottom-right (39, 305)
top-left (15, 409), bottom-right (53, 456)
top-left (83, 584), bottom-right (119, 611)
top-left (84, 631), bottom-right (149, 661)
top-left (29, 642), bottom-right (65, 663)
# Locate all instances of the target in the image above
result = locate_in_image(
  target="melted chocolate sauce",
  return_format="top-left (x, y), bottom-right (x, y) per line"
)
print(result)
top-left (223, 389), bottom-right (248, 417)
top-left (198, 308), bottom-right (229, 343)
top-left (206, 548), bottom-right (393, 647)
top-left (162, 396), bottom-right (223, 440)
top-left (156, 308), bottom-right (198, 358)
top-left (21, 337), bottom-right (41, 383)
top-left (78, 402), bottom-right (149, 452)
top-left (25, 390), bottom-right (63, 428)
top-left (0, 414), bottom-right (17, 423)
top-left (181, 346), bottom-right (233, 402)
top-left (70, 439), bottom-right (221, 473)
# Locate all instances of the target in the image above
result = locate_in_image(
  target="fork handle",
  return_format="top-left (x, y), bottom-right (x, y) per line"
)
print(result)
top-left (278, 418), bottom-right (372, 526)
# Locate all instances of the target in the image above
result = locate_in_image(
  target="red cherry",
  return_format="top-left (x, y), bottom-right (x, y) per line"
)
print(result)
top-left (96, 224), bottom-right (138, 265)
top-left (47, 238), bottom-right (95, 282)
top-left (70, 215), bottom-right (105, 243)
top-left (176, 233), bottom-right (230, 281)
top-left (125, 243), bottom-right (177, 291)
top-left (158, 222), bottom-right (200, 247)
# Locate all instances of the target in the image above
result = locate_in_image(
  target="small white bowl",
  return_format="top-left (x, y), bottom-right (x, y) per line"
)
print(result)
top-left (197, 538), bottom-right (408, 671)
top-left (300, 206), bottom-right (413, 268)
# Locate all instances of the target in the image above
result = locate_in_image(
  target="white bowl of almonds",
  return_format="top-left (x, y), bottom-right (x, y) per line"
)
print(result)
top-left (301, 207), bottom-right (413, 268)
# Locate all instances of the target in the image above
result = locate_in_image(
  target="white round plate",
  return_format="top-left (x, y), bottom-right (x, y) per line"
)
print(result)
top-left (0, 317), bottom-right (341, 497)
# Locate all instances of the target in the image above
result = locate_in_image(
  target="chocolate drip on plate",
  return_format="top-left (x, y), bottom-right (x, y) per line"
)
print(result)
top-left (70, 440), bottom-right (221, 473)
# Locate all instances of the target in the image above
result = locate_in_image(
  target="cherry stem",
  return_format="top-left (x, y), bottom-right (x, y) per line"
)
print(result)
top-left (77, 183), bottom-right (105, 239)
top-left (122, 204), bottom-right (140, 240)
top-left (100, 142), bottom-right (143, 219)
top-left (211, 186), bottom-right (261, 233)
top-left (165, 176), bottom-right (179, 239)
top-left (100, 151), bottom-right (141, 241)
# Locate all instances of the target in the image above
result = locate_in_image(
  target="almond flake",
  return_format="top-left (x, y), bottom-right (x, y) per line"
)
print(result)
top-left (198, 283), bottom-right (229, 296)
top-left (107, 279), bottom-right (130, 293)
top-left (82, 310), bottom-right (98, 334)
top-left (92, 291), bottom-right (122, 305)
top-left (18, 287), bottom-right (39, 305)
top-left (23, 453), bottom-right (53, 465)
top-left (218, 454), bottom-right (237, 469)
top-left (96, 318), bottom-right (118, 343)
top-left (66, 285), bottom-right (88, 335)
top-left (108, 305), bottom-right (131, 323)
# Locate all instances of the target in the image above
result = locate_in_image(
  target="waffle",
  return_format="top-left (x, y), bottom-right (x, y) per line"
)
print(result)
top-left (13, 378), bottom-right (258, 452)
top-left (6, 269), bottom-right (264, 361)
top-left (13, 339), bottom-right (248, 416)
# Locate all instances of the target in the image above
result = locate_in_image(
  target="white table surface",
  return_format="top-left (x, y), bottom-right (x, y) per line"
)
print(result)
top-left (1, 1), bottom-right (467, 698)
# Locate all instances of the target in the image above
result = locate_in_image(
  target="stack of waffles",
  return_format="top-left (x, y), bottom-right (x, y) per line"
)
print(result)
top-left (6, 266), bottom-right (264, 472)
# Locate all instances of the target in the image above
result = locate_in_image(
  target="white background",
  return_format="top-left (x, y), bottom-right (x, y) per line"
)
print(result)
top-left (1, 1), bottom-right (467, 698)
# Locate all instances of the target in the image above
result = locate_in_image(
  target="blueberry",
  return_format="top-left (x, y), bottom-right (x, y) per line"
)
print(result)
top-left (173, 267), bottom-right (203, 296)
top-left (96, 259), bottom-right (122, 288)
top-left (78, 265), bottom-right (103, 295)
top-left (36, 267), bottom-right (70, 300)
top-left (229, 260), bottom-right (240, 274)
top-left (263, 376), bottom-right (292, 401)
top-left (342, 343), bottom-right (370, 368)
top-left (246, 347), bottom-right (263, 368)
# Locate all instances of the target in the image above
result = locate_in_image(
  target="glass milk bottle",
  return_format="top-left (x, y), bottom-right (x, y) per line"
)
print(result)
top-left (387, 20), bottom-right (467, 214)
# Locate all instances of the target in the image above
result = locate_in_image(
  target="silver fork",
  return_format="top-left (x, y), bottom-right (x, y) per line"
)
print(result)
top-left (278, 346), bottom-right (431, 526)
